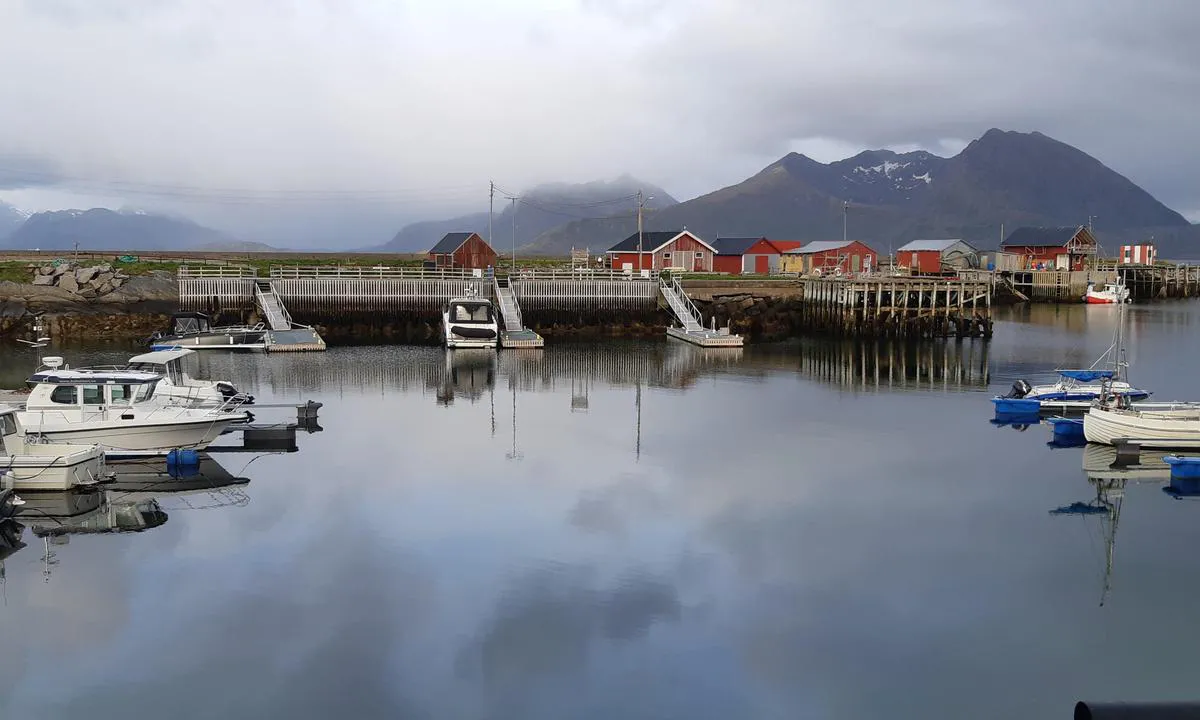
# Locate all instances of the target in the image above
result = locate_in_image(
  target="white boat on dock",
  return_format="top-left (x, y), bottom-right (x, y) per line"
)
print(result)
top-left (18, 363), bottom-right (250, 457)
top-left (442, 292), bottom-right (499, 349)
top-left (149, 312), bottom-right (268, 351)
top-left (0, 405), bottom-right (107, 491)
top-left (124, 347), bottom-right (253, 407)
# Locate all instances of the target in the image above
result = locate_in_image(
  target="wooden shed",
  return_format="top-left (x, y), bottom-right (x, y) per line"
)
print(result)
top-left (428, 232), bottom-right (499, 270)
top-left (711, 237), bottom-right (794, 274)
top-left (606, 230), bottom-right (715, 272)
top-left (896, 239), bottom-right (980, 274)
top-left (1000, 226), bottom-right (1097, 271)
top-left (780, 240), bottom-right (878, 276)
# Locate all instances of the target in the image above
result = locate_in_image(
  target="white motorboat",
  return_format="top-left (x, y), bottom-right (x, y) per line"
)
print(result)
top-left (441, 293), bottom-right (499, 349)
top-left (0, 405), bottom-right (107, 491)
top-left (124, 347), bottom-right (253, 407)
top-left (1084, 280), bottom-right (1131, 304)
top-left (18, 362), bottom-right (251, 457)
top-left (992, 370), bottom-right (1150, 414)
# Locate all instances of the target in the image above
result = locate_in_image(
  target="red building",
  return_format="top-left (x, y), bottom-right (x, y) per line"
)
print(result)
top-left (1119, 243), bottom-right (1156, 265)
top-left (895, 239), bottom-right (980, 274)
top-left (711, 237), bottom-right (797, 274)
top-left (780, 240), bottom-right (878, 275)
top-left (606, 230), bottom-right (715, 272)
top-left (1000, 226), bottom-right (1097, 271)
top-left (428, 232), bottom-right (499, 270)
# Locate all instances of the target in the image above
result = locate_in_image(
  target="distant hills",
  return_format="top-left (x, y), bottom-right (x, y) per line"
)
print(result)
top-left (518, 129), bottom-right (1193, 256)
top-left (0, 201), bottom-right (26, 239)
top-left (375, 176), bottom-right (678, 253)
top-left (0, 207), bottom-right (280, 252)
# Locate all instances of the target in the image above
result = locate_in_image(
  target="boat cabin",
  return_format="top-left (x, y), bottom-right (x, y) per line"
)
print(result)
top-left (445, 299), bottom-right (495, 325)
top-left (26, 369), bottom-right (162, 412)
top-left (127, 347), bottom-right (201, 387)
top-left (169, 312), bottom-right (212, 336)
top-left (0, 407), bottom-right (20, 455)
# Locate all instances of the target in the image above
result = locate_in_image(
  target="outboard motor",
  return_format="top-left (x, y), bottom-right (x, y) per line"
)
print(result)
top-left (1005, 379), bottom-right (1032, 399)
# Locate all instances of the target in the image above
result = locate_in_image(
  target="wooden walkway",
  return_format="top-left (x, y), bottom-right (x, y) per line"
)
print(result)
top-left (799, 277), bottom-right (992, 338)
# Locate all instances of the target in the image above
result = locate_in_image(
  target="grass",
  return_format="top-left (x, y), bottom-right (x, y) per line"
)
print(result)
top-left (0, 262), bottom-right (31, 284)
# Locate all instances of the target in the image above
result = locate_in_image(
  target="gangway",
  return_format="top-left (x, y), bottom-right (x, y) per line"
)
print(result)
top-left (659, 274), bottom-right (743, 347)
top-left (494, 276), bottom-right (544, 348)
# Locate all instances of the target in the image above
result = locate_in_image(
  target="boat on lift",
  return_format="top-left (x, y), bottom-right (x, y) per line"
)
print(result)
top-left (441, 290), bottom-right (499, 349)
top-left (1084, 279), bottom-right (1131, 304)
top-left (18, 359), bottom-right (250, 457)
top-left (148, 312), bottom-right (267, 351)
top-left (0, 405), bottom-right (107, 491)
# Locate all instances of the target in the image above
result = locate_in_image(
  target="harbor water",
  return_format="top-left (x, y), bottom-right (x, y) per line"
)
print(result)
top-left (2, 301), bottom-right (1200, 718)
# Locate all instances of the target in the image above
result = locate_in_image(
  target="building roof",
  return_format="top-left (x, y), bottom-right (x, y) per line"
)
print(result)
top-left (1001, 226), bottom-right (1087, 249)
top-left (771, 240), bottom-right (804, 252)
top-left (607, 230), bottom-right (716, 253)
top-left (896, 238), bottom-right (976, 252)
top-left (711, 237), bottom-right (767, 256)
top-left (429, 232), bottom-right (477, 254)
top-left (783, 240), bottom-right (863, 255)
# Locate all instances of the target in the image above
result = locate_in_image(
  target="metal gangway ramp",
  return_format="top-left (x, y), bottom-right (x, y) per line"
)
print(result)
top-left (254, 279), bottom-right (326, 352)
top-left (494, 276), bottom-right (544, 348)
top-left (659, 274), bottom-right (744, 347)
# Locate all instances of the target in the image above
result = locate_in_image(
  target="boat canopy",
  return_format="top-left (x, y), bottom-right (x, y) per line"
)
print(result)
top-left (1058, 370), bottom-right (1114, 382)
top-left (127, 347), bottom-right (195, 365)
top-left (28, 369), bottom-right (161, 385)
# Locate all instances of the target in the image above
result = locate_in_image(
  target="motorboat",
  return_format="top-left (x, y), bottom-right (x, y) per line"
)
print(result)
top-left (1084, 280), bottom-right (1131, 304)
top-left (441, 293), bottom-right (499, 349)
top-left (124, 347), bottom-right (253, 407)
top-left (18, 361), bottom-right (251, 457)
top-left (148, 312), bottom-right (267, 351)
top-left (0, 405), bottom-right (107, 491)
top-left (993, 369), bottom-right (1150, 414)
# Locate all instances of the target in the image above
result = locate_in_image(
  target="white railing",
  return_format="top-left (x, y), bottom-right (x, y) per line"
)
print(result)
top-left (254, 281), bottom-right (292, 330)
top-left (512, 268), bottom-right (659, 282)
top-left (269, 265), bottom-right (486, 280)
top-left (493, 278), bottom-right (523, 331)
top-left (660, 274), bottom-right (703, 331)
top-left (178, 265), bottom-right (258, 278)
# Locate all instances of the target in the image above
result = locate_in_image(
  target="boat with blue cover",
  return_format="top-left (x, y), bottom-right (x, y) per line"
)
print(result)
top-left (992, 369), bottom-right (1150, 414)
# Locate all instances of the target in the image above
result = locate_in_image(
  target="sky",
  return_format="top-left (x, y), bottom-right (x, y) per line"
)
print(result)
top-left (0, 0), bottom-right (1197, 247)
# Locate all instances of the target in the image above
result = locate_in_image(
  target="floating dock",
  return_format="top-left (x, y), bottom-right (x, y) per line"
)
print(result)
top-left (659, 275), bottom-right (744, 347)
top-left (494, 277), bottom-right (544, 348)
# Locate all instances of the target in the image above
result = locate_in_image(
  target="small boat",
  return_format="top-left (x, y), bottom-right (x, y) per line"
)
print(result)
top-left (124, 347), bottom-right (253, 407)
top-left (441, 292), bottom-right (499, 349)
top-left (1084, 280), bottom-right (1131, 304)
top-left (18, 361), bottom-right (251, 457)
top-left (0, 405), bottom-right (107, 491)
top-left (992, 369), bottom-right (1150, 414)
top-left (148, 312), bottom-right (267, 351)
top-left (1083, 399), bottom-right (1200, 448)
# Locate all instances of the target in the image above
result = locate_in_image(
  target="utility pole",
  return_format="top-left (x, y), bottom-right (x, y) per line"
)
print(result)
top-left (488, 181), bottom-right (494, 249)
top-left (511, 197), bottom-right (517, 271)
top-left (636, 189), bottom-right (645, 272)
top-left (842, 200), bottom-right (848, 244)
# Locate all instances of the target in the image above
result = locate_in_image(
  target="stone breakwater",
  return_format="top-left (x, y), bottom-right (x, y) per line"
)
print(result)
top-left (0, 268), bottom-right (180, 341)
top-left (696, 293), bottom-right (807, 342)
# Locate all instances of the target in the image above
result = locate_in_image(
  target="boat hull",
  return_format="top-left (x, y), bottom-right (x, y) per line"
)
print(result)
top-left (154, 332), bottom-right (267, 351)
top-left (18, 414), bottom-right (247, 456)
top-left (1084, 405), bottom-right (1200, 448)
top-left (1, 446), bottom-right (105, 491)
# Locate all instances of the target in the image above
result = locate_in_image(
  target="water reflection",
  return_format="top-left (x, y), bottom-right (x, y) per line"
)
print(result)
top-left (3, 452), bottom-right (252, 585)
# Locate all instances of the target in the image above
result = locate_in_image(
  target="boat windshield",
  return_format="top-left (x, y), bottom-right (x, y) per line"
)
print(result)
top-left (450, 302), bottom-right (493, 324)
top-left (134, 382), bottom-right (158, 402)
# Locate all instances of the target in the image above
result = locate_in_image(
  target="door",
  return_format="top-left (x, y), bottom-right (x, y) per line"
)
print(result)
top-left (81, 384), bottom-right (106, 422)
top-left (754, 255), bottom-right (769, 274)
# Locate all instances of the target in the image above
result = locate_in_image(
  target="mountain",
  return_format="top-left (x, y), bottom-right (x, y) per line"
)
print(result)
top-left (375, 176), bottom-right (677, 253)
top-left (528, 129), bottom-right (1191, 256)
top-left (0, 201), bottom-right (27, 239)
top-left (1, 207), bottom-right (237, 251)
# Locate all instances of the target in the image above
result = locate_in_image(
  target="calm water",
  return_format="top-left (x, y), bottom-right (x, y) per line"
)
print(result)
top-left (2, 303), bottom-right (1200, 719)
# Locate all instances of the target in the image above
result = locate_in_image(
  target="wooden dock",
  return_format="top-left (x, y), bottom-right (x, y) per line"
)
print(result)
top-left (798, 277), bottom-right (992, 338)
top-left (1116, 263), bottom-right (1200, 300)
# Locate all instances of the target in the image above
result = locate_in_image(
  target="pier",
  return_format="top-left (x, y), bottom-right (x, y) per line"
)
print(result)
top-left (797, 277), bottom-right (992, 338)
top-left (1115, 263), bottom-right (1200, 300)
top-left (659, 274), bottom-right (744, 347)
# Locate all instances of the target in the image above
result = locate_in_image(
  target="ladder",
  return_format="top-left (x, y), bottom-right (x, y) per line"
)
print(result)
top-left (254, 280), bottom-right (292, 331)
top-left (493, 277), bottom-right (524, 331)
top-left (659, 274), bottom-right (703, 331)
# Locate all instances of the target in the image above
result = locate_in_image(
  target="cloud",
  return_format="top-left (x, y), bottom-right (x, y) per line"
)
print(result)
top-left (0, 0), bottom-right (1195, 245)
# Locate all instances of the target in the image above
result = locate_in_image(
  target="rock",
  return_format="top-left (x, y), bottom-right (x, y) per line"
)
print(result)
top-left (79, 287), bottom-right (99, 299)
top-left (31, 274), bottom-right (54, 286)
top-left (97, 263), bottom-right (113, 274)
top-left (75, 267), bottom-right (98, 284)
top-left (0, 299), bottom-right (26, 318)
top-left (95, 281), bottom-right (114, 295)
top-left (38, 265), bottom-right (54, 276)
top-left (58, 273), bottom-right (79, 294)
top-left (110, 277), bottom-right (124, 289)
top-left (51, 264), bottom-right (70, 278)
top-left (95, 272), bottom-right (114, 286)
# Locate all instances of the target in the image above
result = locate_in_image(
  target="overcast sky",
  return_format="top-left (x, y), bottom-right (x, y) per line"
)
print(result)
top-left (0, 0), bottom-right (1196, 245)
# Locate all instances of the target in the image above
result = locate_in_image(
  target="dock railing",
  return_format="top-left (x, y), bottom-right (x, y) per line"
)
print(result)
top-left (178, 264), bottom-right (259, 278)
top-left (269, 265), bottom-right (485, 280)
